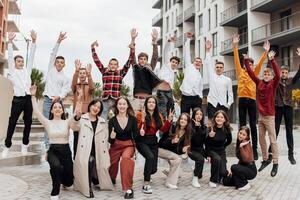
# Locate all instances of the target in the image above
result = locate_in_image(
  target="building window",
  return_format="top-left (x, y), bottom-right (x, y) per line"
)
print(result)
top-left (215, 4), bottom-right (218, 27)
top-left (198, 40), bottom-right (201, 58)
top-left (204, 0), bottom-right (206, 8)
top-left (199, 14), bottom-right (203, 35)
top-left (165, 0), bottom-right (168, 12)
top-left (212, 32), bottom-right (218, 56)
top-left (172, 12), bottom-right (174, 29)
top-left (166, 16), bottom-right (169, 33)
top-left (208, 9), bottom-right (211, 31)
top-left (173, 0), bottom-right (176, 6)
top-left (198, 0), bottom-right (201, 11)
top-left (169, 0), bottom-right (172, 9)
top-left (204, 37), bottom-right (207, 59)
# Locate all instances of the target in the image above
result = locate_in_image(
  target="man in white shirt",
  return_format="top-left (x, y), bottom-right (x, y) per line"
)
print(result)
top-left (180, 32), bottom-right (203, 114)
top-left (154, 36), bottom-right (180, 117)
top-left (204, 40), bottom-right (233, 122)
top-left (43, 32), bottom-right (70, 149)
top-left (3, 31), bottom-right (37, 158)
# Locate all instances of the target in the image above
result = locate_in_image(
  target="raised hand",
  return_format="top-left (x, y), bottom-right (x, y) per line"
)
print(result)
top-left (296, 48), bottom-right (300, 57)
top-left (205, 40), bottom-right (212, 51)
top-left (75, 59), bottom-right (82, 71)
top-left (8, 32), bottom-right (16, 43)
top-left (140, 124), bottom-right (145, 136)
top-left (186, 32), bottom-right (193, 39)
top-left (130, 28), bottom-right (138, 42)
top-left (168, 109), bottom-right (174, 122)
top-left (192, 119), bottom-right (201, 127)
top-left (263, 40), bottom-right (270, 52)
top-left (30, 30), bottom-right (37, 43)
top-left (182, 145), bottom-right (190, 153)
top-left (242, 53), bottom-right (250, 60)
top-left (86, 63), bottom-right (92, 75)
top-left (151, 28), bottom-right (159, 42)
top-left (74, 102), bottom-right (82, 119)
top-left (91, 40), bottom-right (99, 49)
top-left (232, 34), bottom-right (240, 44)
top-left (30, 85), bottom-right (37, 96)
top-left (110, 127), bottom-right (117, 139)
top-left (268, 50), bottom-right (276, 60)
top-left (57, 31), bottom-right (67, 43)
top-left (239, 140), bottom-right (250, 148)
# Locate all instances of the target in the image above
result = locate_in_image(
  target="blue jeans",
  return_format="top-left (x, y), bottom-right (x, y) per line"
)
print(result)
top-left (43, 96), bottom-right (52, 150)
top-left (101, 98), bottom-right (115, 120)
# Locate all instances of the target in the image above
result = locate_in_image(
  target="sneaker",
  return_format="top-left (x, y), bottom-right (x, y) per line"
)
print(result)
top-left (209, 181), bottom-right (217, 188)
top-left (21, 144), bottom-right (28, 155)
top-left (165, 182), bottom-right (178, 189)
top-left (258, 160), bottom-right (271, 172)
top-left (288, 155), bottom-right (296, 165)
top-left (238, 183), bottom-right (251, 191)
top-left (50, 195), bottom-right (59, 200)
top-left (142, 185), bottom-right (152, 194)
top-left (2, 146), bottom-right (9, 158)
top-left (271, 164), bottom-right (278, 177)
top-left (192, 176), bottom-right (201, 188)
top-left (124, 189), bottom-right (134, 199)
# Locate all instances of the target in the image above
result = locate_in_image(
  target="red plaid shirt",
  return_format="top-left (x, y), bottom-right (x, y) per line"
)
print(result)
top-left (92, 47), bottom-right (135, 99)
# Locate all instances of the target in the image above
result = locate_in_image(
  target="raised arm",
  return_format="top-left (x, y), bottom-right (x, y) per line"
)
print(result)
top-left (48, 32), bottom-right (66, 71)
top-left (232, 34), bottom-right (242, 77)
top-left (85, 64), bottom-right (95, 94)
top-left (226, 78), bottom-right (234, 108)
top-left (30, 86), bottom-right (49, 126)
top-left (162, 38), bottom-right (172, 66)
top-left (120, 29), bottom-right (137, 77)
top-left (183, 32), bottom-right (193, 68)
top-left (204, 40), bottom-right (214, 81)
top-left (27, 30), bottom-right (37, 74)
top-left (268, 51), bottom-right (280, 87)
top-left (244, 54), bottom-right (259, 85)
top-left (150, 28), bottom-right (159, 70)
top-left (91, 40), bottom-right (106, 74)
top-left (7, 33), bottom-right (16, 76)
top-left (292, 48), bottom-right (300, 84)
top-left (71, 59), bottom-right (81, 93)
top-left (254, 40), bottom-right (269, 76)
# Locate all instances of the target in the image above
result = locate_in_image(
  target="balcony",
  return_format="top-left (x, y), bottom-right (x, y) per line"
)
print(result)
top-left (220, 0), bottom-right (247, 27)
top-left (220, 32), bottom-right (248, 56)
top-left (251, 0), bottom-right (298, 13)
top-left (224, 69), bottom-right (237, 81)
top-left (152, 0), bottom-right (163, 9)
top-left (152, 11), bottom-right (163, 27)
top-left (176, 13), bottom-right (183, 27)
top-left (9, 0), bottom-right (21, 15)
top-left (175, 35), bottom-right (183, 48)
top-left (252, 12), bottom-right (300, 46)
top-left (184, 5), bottom-right (195, 22)
top-left (7, 15), bottom-right (20, 32)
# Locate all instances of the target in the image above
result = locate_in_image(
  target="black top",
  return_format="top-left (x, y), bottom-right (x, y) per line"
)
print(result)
top-left (191, 123), bottom-right (207, 154)
top-left (133, 65), bottom-right (162, 95)
top-left (205, 127), bottom-right (232, 154)
top-left (108, 115), bottom-right (139, 144)
top-left (90, 118), bottom-right (98, 157)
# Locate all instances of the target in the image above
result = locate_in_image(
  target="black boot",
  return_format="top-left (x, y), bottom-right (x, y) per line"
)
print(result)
top-left (271, 164), bottom-right (278, 177)
top-left (124, 189), bottom-right (134, 199)
top-left (253, 149), bottom-right (258, 160)
top-left (258, 160), bottom-right (271, 172)
top-left (288, 155), bottom-right (296, 165)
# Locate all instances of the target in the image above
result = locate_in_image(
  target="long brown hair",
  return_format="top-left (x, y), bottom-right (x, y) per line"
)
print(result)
top-left (236, 126), bottom-right (251, 158)
top-left (49, 100), bottom-right (66, 120)
top-left (211, 110), bottom-right (232, 134)
top-left (170, 113), bottom-right (192, 147)
top-left (114, 96), bottom-right (135, 117)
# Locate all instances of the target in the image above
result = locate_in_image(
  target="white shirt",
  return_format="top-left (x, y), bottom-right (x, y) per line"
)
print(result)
top-left (154, 41), bottom-right (177, 89)
top-left (43, 43), bottom-right (70, 99)
top-left (180, 38), bottom-right (203, 98)
top-left (204, 55), bottom-right (234, 108)
top-left (7, 43), bottom-right (36, 97)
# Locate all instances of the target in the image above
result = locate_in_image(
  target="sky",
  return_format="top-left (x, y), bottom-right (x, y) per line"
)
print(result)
top-left (13, 0), bottom-right (158, 92)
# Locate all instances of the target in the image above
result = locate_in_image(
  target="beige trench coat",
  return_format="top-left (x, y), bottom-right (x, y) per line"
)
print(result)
top-left (71, 113), bottom-right (114, 197)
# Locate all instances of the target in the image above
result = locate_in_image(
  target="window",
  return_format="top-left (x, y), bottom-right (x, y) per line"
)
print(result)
top-left (281, 46), bottom-right (291, 68)
top-left (208, 9), bottom-right (211, 31)
top-left (169, 0), bottom-right (172, 9)
top-left (166, 16), bottom-right (169, 33)
top-left (165, 0), bottom-right (168, 12)
top-left (198, 0), bottom-right (201, 11)
top-left (280, 9), bottom-right (291, 32)
top-left (172, 12), bottom-right (174, 29)
top-left (215, 4), bottom-right (218, 27)
top-left (204, 37), bottom-right (207, 59)
top-left (212, 32), bottom-right (218, 56)
top-left (198, 40), bottom-right (201, 58)
top-left (204, 0), bottom-right (206, 8)
top-left (199, 14), bottom-right (203, 35)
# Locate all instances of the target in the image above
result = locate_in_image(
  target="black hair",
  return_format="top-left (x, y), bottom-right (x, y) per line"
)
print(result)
top-left (14, 55), bottom-right (24, 61)
top-left (87, 99), bottom-right (103, 117)
top-left (170, 56), bottom-right (180, 63)
top-left (49, 100), bottom-right (66, 120)
top-left (236, 126), bottom-right (251, 158)
top-left (144, 96), bottom-right (162, 130)
top-left (55, 56), bottom-right (65, 61)
top-left (192, 107), bottom-right (205, 127)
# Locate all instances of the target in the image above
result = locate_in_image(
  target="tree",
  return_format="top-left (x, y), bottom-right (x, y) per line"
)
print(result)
top-left (93, 82), bottom-right (102, 98)
top-left (31, 68), bottom-right (45, 100)
top-left (121, 84), bottom-right (130, 96)
top-left (173, 71), bottom-right (184, 100)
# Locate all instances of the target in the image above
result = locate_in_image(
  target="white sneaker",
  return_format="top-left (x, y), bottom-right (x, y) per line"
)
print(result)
top-left (238, 183), bottom-right (251, 191)
top-left (50, 195), bottom-right (59, 200)
top-left (192, 176), bottom-right (201, 188)
top-left (21, 144), bottom-right (28, 155)
top-left (209, 181), bottom-right (217, 188)
top-left (165, 182), bottom-right (178, 189)
top-left (2, 146), bottom-right (9, 158)
top-left (142, 185), bottom-right (152, 194)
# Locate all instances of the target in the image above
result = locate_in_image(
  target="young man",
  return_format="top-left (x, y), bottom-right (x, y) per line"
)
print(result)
top-left (180, 32), bottom-right (203, 115)
top-left (71, 60), bottom-right (94, 159)
top-left (268, 48), bottom-right (300, 165)
top-left (43, 32), bottom-right (70, 150)
top-left (204, 40), bottom-right (234, 123)
top-left (232, 34), bottom-right (269, 160)
top-left (91, 29), bottom-right (136, 119)
top-left (244, 51), bottom-right (280, 177)
top-left (154, 36), bottom-right (180, 117)
top-left (3, 31), bottom-right (37, 158)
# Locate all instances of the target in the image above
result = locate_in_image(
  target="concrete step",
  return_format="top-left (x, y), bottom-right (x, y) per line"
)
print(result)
top-left (0, 151), bottom-right (42, 167)
top-left (9, 140), bottom-right (45, 154)
top-left (12, 132), bottom-right (44, 142)
top-left (15, 124), bottom-right (44, 133)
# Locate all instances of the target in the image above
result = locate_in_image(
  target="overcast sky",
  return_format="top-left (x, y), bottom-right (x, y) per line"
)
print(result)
top-left (13, 0), bottom-right (158, 92)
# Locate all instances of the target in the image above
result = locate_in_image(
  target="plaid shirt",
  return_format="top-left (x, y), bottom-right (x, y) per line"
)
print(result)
top-left (92, 47), bottom-right (135, 99)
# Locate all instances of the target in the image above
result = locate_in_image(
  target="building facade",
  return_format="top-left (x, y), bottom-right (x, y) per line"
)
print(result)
top-left (152, 0), bottom-right (300, 123)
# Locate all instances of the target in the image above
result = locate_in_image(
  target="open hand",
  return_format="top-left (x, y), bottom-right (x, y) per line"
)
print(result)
top-left (263, 40), bottom-right (270, 52)
top-left (8, 32), bottom-right (16, 43)
top-left (57, 31), bottom-right (67, 43)
top-left (268, 50), bottom-right (276, 60)
top-left (86, 63), bottom-right (92, 74)
top-left (91, 40), bottom-right (99, 48)
top-left (30, 30), bottom-right (37, 43)
top-left (205, 40), bottom-right (212, 51)
top-left (75, 59), bottom-right (81, 71)
top-left (151, 28), bottom-right (158, 42)
top-left (232, 34), bottom-right (240, 44)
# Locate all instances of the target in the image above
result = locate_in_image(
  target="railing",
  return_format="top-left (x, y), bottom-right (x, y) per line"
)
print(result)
top-left (252, 11), bottom-right (300, 42)
top-left (152, 10), bottom-right (163, 26)
top-left (276, 56), bottom-right (300, 72)
top-left (221, 32), bottom-right (248, 52)
top-left (224, 69), bottom-right (237, 81)
top-left (175, 35), bottom-right (184, 48)
top-left (251, 0), bottom-right (269, 8)
top-left (220, 0), bottom-right (247, 23)
top-left (184, 5), bottom-right (195, 21)
top-left (176, 13), bottom-right (183, 26)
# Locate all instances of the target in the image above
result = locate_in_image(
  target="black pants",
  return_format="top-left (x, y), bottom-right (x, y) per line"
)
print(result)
top-left (5, 95), bottom-right (32, 148)
top-left (48, 144), bottom-right (74, 196)
top-left (188, 150), bottom-right (205, 179)
top-left (207, 150), bottom-right (227, 183)
top-left (73, 131), bottom-right (79, 159)
top-left (238, 98), bottom-right (258, 152)
top-left (269, 105), bottom-right (294, 156)
top-left (207, 103), bottom-right (228, 119)
top-left (136, 136), bottom-right (158, 182)
top-left (157, 90), bottom-right (174, 118)
top-left (181, 95), bottom-right (202, 115)
top-left (88, 156), bottom-right (99, 189)
top-left (223, 163), bottom-right (257, 189)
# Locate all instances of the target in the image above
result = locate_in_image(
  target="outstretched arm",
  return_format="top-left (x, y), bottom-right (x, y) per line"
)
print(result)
top-left (254, 40), bottom-right (269, 76)
top-left (204, 40), bottom-right (214, 81)
top-left (71, 59), bottom-right (81, 93)
top-left (48, 32), bottom-right (66, 71)
top-left (268, 51), bottom-right (280, 87)
top-left (243, 54), bottom-right (259, 85)
top-left (162, 37), bottom-right (172, 66)
top-left (7, 33), bottom-right (16, 76)
top-left (184, 32), bottom-right (193, 68)
top-left (232, 34), bottom-right (242, 77)
top-left (27, 30), bottom-right (37, 74)
top-left (91, 40), bottom-right (106, 74)
top-left (86, 64), bottom-right (95, 94)
top-left (30, 86), bottom-right (49, 126)
top-left (150, 28), bottom-right (159, 70)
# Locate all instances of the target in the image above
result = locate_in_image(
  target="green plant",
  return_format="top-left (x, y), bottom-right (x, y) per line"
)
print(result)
top-left (93, 82), bottom-right (102, 98)
top-left (173, 71), bottom-right (184, 100)
top-left (31, 68), bottom-right (45, 100)
top-left (121, 84), bottom-right (130, 96)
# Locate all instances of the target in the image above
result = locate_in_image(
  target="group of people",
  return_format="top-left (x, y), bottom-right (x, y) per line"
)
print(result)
top-left (2, 27), bottom-right (300, 200)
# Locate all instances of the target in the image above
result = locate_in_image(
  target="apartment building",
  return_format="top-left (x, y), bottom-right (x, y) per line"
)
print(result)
top-left (153, 0), bottom-right (300, 122)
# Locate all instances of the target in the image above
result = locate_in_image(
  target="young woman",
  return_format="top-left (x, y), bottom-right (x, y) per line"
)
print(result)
top-left (136, 96), bottom-right (172, 194)
top-left (30, 85), bottom-right (76, 200)
top-left (158, 113), bottom-right (191, 189)
top-left (223, 126), bottom-right (257, 190)
top-left (71, 99), bottom-right (114, 198)
top-left (188, 108), bottom-right (207, 188)
top-left (206, 110), bottom-right (232, 188)
top-left (108, 97), bottom-right (139, 199)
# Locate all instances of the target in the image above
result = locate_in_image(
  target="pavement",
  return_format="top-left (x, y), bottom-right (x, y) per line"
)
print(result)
top-left (1, 124), bottom-right (300, 200)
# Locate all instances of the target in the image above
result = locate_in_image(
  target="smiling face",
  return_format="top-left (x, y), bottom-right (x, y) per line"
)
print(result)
top-left (194, 110), bottom-right (203, 122)
top-left (193, 58), bottom-right (202, 70)
top-left (238, 129), bottom-right (248, 142)
top-left (262, 68), bottom-right (273, 82)
top-left (79, 69), bottom-right (87, 82)
top-left (55, 58), bottom-right (65, 72)
top-left (179, 114), bottom-right (188, 129)
top-left (51, 102), bottom-right (64, 118)
top-left (214, 112), bottom-right (226, 126)
top-left (170, 59), bottom-right (179, 70)
top-left (15, 57), bottom-right (24, 69)
top-left (146, 97), bottom-right (156, 112)
top-left (90, 102), bottom-right (101, 117)
top-left (109, 59), bottom-right (118, 71)
top-left (281, 68), bottom-right (289, 80)
top-left (138, 56), bottom-right (148, 66)
top-left (117, 98), bottom-right (128, 114)
top-left (215, 63), bottom-right (224, 75)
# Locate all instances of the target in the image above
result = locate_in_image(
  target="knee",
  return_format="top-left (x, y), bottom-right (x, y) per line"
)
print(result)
top-left (145, 154), bottom-right (155, 162)
top-left (231, 164), bottom-right (239, 173)
top-left (196, 155), bottom-right (205, 164)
